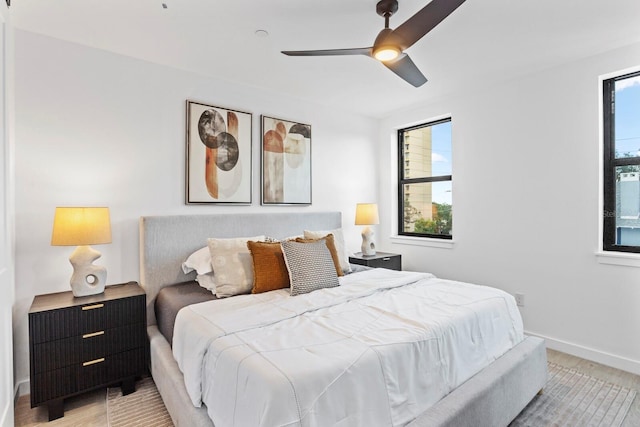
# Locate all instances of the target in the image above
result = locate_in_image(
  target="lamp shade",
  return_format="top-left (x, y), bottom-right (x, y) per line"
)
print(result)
top-left (51, 207), bottom-right (112, 246)
top-left (355, 203), bottom-right (380, 226)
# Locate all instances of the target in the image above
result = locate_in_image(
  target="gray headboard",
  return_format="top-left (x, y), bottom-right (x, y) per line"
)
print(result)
top-left (139, 212), bottom-right (342, 325)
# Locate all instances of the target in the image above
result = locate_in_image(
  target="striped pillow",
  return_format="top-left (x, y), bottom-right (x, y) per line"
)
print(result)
top-left (281, 240), bottom-right (339, 296)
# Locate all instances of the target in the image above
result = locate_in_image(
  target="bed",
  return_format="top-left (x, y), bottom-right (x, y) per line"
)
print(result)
top-left (139, 212), bottom-right (547, 427)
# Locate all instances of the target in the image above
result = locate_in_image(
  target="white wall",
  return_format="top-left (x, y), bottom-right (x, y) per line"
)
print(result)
top-left (0, 4), bottom-right (15, 426)
top-left (12, 30), bottom-right (378, 392)
top-left (378, 42), bottom-right (640, 374)
top-left (15, 20), bottom-right (640, 404)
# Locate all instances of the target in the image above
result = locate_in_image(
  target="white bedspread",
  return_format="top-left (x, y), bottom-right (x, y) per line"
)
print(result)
top-left (173, 269), bottom-right (524, 427)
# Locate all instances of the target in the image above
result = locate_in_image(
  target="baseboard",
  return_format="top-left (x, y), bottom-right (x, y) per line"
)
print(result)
top-left (14, 378), bottom-right (28, 401)
top-left (527, 330), bottom-right (640, 376)
top-left (1, 399), bottom-right (13, 427)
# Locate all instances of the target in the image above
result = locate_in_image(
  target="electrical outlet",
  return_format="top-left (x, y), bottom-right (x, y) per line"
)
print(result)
top-left (515, 293), bottom-right (525, 307)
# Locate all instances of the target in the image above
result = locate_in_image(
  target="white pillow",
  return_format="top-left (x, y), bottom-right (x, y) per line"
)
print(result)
top-left (207, 235), bottom-right (266, 297)
top-left (181, 247), bottom-right (212, 275)
top-left (304, 228), bottom-right (351, 274)
top-left (196, 272), bottom-right (216, 293)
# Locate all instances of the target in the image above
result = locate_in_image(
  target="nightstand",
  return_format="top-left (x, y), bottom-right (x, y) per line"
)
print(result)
top-left (29, 281), bottom-right (147, 421)
top-left (349, 252), bottom-right (402, 271)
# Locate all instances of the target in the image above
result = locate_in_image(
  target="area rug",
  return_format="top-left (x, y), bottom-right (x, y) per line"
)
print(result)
top-left (510, 362), bottom-right (636, 426)
top-left (106, 377), bottom-right (172, 427)
top-left (106, 363), bottom-right (636, 427)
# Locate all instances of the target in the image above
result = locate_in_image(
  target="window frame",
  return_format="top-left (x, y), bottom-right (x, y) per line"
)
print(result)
top-left (602, 70), bottom-right (640, 253)
top-left (397, 118), bottom-right (453, 239)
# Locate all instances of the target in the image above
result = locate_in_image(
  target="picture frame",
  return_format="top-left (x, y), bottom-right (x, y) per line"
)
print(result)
top-left (261, 115), bottom-right (312, 205)
top-left (186, 100), bottom-right (252, 204)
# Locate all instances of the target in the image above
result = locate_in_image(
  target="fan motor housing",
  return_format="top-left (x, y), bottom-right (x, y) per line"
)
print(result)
top-left (376, 0), bottom-right (398, 18)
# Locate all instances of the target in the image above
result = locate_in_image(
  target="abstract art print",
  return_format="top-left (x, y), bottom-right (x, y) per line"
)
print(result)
top-left (186, 101), bottom-right (252, 204)
top-left (261, 116), bottom-right (311, 205)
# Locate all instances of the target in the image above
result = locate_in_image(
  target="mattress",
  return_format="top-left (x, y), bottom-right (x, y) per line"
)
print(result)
top-left (155, 281), bottom-right (216, 345)
top-left (155, 264), bottom-right (372, 345)
top-left (173, 268), bottom-right (524, 427)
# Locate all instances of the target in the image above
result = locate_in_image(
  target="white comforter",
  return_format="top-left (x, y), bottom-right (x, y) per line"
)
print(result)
top-left (173, 269), bottom-right (524, 427)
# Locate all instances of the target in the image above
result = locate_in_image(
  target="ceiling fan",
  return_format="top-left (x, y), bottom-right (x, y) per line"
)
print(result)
top-left (282, 0), bottom-right (467, 87)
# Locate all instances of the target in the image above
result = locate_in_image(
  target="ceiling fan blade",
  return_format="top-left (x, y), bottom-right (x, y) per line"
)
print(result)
top-left (392, 0), bottom-right (466, 50)
top-left (383, 54), bottom-right (427, 87)
top-left (282, 47), bottom-right (372, 57)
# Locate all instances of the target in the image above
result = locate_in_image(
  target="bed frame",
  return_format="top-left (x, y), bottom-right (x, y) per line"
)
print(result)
top-left (139, 212), bottom-right (547, 427)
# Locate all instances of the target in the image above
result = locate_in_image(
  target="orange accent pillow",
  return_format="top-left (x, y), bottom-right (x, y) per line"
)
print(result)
top-left (247, 241), bottom-right (290, 293)
top-left (294, 234), bottom-right (344, 277)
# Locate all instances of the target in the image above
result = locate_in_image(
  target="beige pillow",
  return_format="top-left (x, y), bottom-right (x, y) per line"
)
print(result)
top-left (294, 234), bottom-right (343, 277)
top-left (304, 228), bottom-right (351, 274)
top-left (247, 241), bottom-right (290, 294)
top-left (207, 235), bottom-right (266, 297)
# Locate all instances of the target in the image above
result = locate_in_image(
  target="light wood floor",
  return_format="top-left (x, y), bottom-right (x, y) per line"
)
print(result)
top-left (13, 349), bottom-right (640, 426)
top-left (14, 387), bottom-right (107, 427)
top-left (546, 349), bottom-right (640, 427)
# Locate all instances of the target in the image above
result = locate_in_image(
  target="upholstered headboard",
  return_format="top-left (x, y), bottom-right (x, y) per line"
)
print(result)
top-left (139, 212), bottom-right (342, 325)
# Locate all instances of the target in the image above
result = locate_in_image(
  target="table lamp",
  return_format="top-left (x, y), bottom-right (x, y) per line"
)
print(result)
top-left (51, 207), bottom-right (112, 297)
top-left (355, 203), bottom-right (380, 256)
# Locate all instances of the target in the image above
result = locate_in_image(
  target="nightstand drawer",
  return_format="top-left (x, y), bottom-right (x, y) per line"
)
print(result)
top-left (30, 366), bottom-right (77, 405)
top-left (29, 295), bottom-right (145, 344)
top-left (78, 347), bottom-right (146, 391)
top-left (32, 323), bottom-right (146, 374)
top-left (349, 252), bottom-right (402, 271)
top-left (31, 347), bottom-right (147, 404)
top-left (367, 256), bottom-right (401, 270)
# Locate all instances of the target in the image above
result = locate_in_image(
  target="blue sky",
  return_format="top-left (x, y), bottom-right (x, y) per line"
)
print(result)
top-left (615, 76), bottom-right (640, 157)
top-left (431, 121), bottom-right (452, 205)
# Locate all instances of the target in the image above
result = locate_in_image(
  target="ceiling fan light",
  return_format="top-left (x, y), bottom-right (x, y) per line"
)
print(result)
top-left (373, 46), bottom-right (400, 62)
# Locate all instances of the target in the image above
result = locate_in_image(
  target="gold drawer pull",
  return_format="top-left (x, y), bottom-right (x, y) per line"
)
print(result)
top-left (82, 331), bottom-right (105, 339)
top-left (82, 303), bottom-right (104, 311)
top-left (82, 357), bottom-right (105, 367)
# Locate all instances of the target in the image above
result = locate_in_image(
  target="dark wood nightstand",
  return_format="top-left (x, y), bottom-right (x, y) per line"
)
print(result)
top-left (29, 282), bottom-right (147, 421)
top-left (349, 252), bottom-right (402, 271)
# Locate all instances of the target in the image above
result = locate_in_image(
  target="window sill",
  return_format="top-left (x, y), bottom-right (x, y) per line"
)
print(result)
top-left (390, 235), bottom-right (455, 249)
top-left (596, 251), bottom-right (640, 268)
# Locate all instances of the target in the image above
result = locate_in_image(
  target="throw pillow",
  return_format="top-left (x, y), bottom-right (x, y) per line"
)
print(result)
top-left (207, 235), bottom-right (266, 297)
top-left (294, 234), bottom-right (343, 277)
top-left (281, 240), bottom-right (339, 296)
top-left (303, 228), bottom-right (351, 274)
top-left (247, 241), bottom-right (290, 294)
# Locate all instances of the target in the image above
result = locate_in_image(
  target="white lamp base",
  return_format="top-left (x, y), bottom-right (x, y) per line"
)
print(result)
top-left (69, 245), bottom-right (107, 297)
top-left (361, 226), bottom-right (376, 256)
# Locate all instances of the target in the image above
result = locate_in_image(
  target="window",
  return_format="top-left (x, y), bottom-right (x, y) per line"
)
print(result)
top-left (398, 118), bottom-right (452, 239)
top-left (603, 71), bottom-right (640, 252)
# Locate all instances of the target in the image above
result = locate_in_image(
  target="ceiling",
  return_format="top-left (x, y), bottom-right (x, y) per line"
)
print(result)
top-left (10, 0), bottom-right (640, 118)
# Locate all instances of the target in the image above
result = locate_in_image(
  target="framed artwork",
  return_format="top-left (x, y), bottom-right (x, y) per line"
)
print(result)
top-left (261, 115), bottom-right (312, 205)
top-left (186, 100), bottom-right (252, 204)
